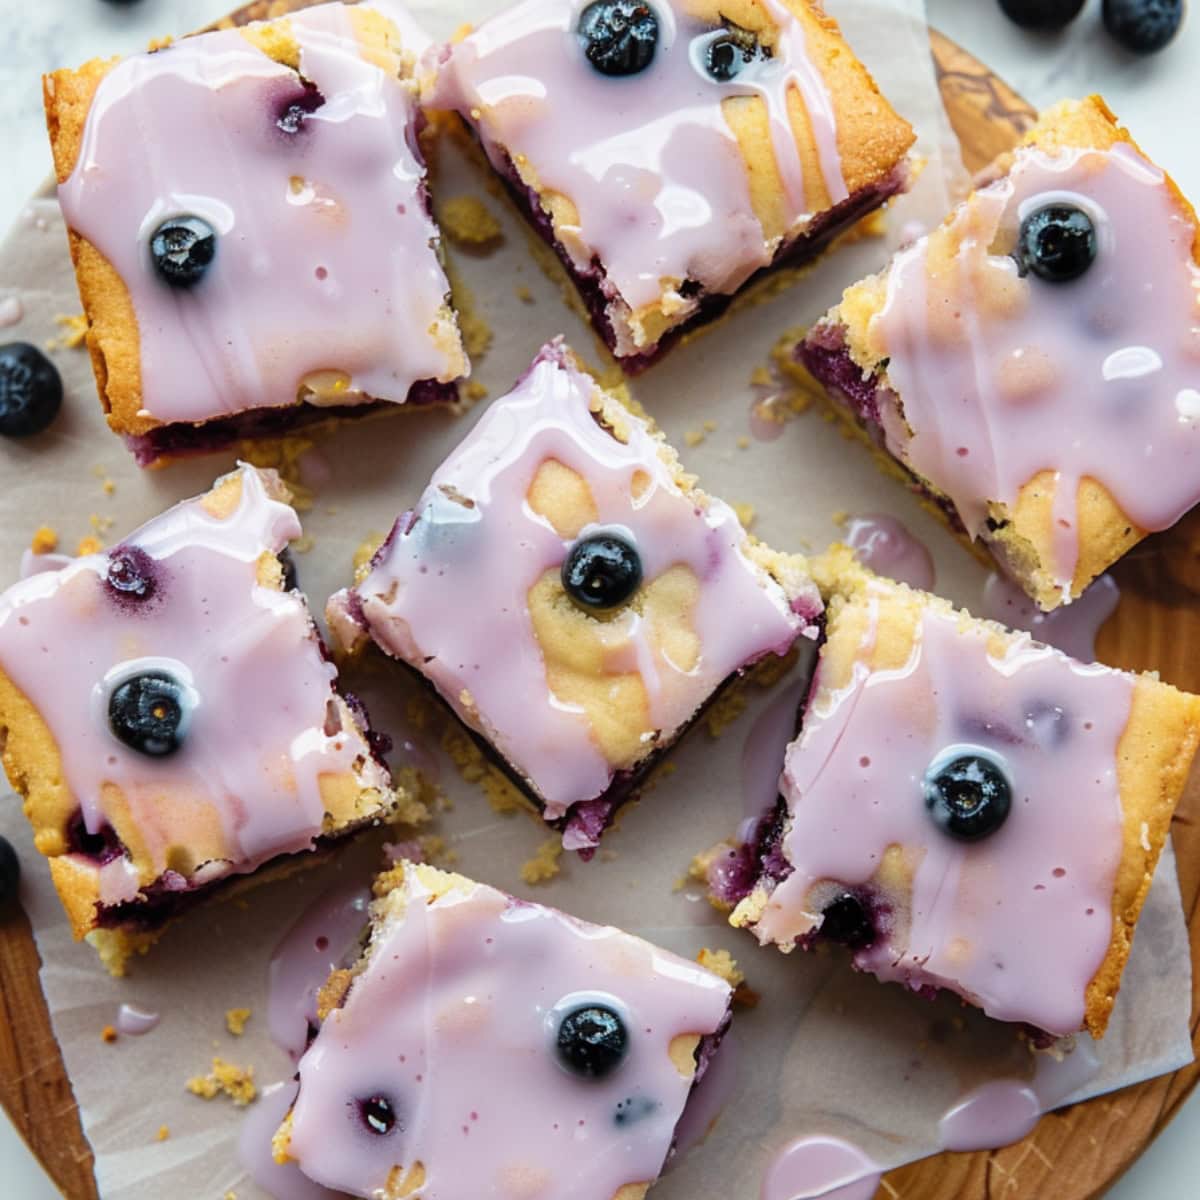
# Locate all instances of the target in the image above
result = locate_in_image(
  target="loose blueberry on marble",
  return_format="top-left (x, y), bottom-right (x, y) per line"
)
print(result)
top-left (997, 0), bottom-right (1087, 29)
top-left (150, 216), bottom-right (217, 288)
top-left (578, 0), bottom-right (659, 77)
top-left (562, 534), bottom-right (643, 610)
top-left (820, 892), bottom-right (876, 949)
top-left (359, 1095), bottom-right (396, 1135)
top-left (106, 546), bottom-right (157, 603)
top-left (557, 1003), bottom-right (628, 1078)
top-left (108, 671), bottom-right (186, 757)
top-left (1016, 204), bottom-right (1097, 283)
top-left (0, 836), bottom-right (19, 908)
top-left (1103, 0), bottom-right (1185, 54)
top-left (704, 28), bottom-right (765, 81)
top-left (0, 342), bottom-right (62, 438)
top-left (924, 750), bottom-right (1013, 841)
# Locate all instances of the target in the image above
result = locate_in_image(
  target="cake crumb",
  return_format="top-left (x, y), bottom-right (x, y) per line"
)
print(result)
top-left (156, 1125), bottom-right (170, 1142)
top-left (749, 366), bottom-right (773, 388)
top-left (702, 419), bottom-right (718, 433)
top-left (147, 35), bottom-right (174, 52)
top-left (736, 436), bottom-right (751, 450)
top-left (352, 531), bottom-right (386, 583)
top-left (417, 834), bottom-right (458, 869)
top-left (516, 285), bottom-right (534, 304)
top-left (439, 195), bottom-right (503, 246)
top-left (696, 947), bottom-right (746, 989)
top-left (683, 429), bottom-right (705, 448)
top-left (224, 1192), bottom-right (237, 1200)
top-left (76, 535), bottom-right (104, 556)
top-left (101, 1024), bottom-right (117, 1044)
top-left (733, 502), bottom-right (756, 530)
top-left (186, 1058), bottom-right (257, 1106)
top-left (831, 509), bottom-right (849, 527)
top-left (520, 837), bottom-right (563, 885)
top-left (225, 1008), bottom-right (252, 1037)
top-left (447, 269), bottom-right (492, 358)
top-left (291, 534), bottom-right (315, 555)
top-left (30, 526), bottom-right (58, 555)
top-left (46, 312), bottom-right (88, 350)
top-left (89, 512), bottom-right (115, 536)
top-left (236, 435), bottom-right (317, 511)
top-left (102, 478), bottom-right (116, 496)
top-left (464, 380), bottom-right (489, 402)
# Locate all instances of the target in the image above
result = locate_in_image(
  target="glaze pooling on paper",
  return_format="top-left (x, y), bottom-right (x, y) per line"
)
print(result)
top-left (58, 2), bottom-right (462, 425)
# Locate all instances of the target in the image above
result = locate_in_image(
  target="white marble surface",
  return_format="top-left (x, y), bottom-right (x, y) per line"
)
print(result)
top-left (0, 0), bottom-right (1197, 1196)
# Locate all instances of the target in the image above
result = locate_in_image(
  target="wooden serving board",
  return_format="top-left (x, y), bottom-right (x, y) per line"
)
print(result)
top-left (2, 9), bottom-right (1198, 1199)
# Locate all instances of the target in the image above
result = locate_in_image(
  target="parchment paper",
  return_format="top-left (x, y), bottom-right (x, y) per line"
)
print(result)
top-left (0, 2), bottom-right (1192, 1197)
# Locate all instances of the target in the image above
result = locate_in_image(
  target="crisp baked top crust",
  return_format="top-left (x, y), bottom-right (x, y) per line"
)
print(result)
top-left (278, 860), bottom-right (732, 1200)
top-left (44, 2), bottom-right (466, 439)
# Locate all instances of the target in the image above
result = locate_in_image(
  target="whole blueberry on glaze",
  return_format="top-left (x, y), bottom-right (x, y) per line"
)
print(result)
top-left (923, 749), bottom-right (1012, 841)
top-left (562, 534), bottom-right (642, 610)
top-left (819, 892), bottom-right (875, 949)
top-left (578, 0), bottom-right (659, 77)
top-left (703, 27), bottom-right (766, 81)
top-left (108, 671), bottom-right (187, 757)
top-left (1016, 204), bottom-right (1097, 283)
top-left (997, 0), bottom-right (1086, 30)
top-left (105, 545), bottom-right (157, 603)
top-left (0, 836), bottom-right (20, 908)
top-left (556, 1003), bottom-right (628, 1077)
top-left (1103, 0), bottom-right (1184, 54)
top-left (358, 1094), bottom-right (397, 1135)
top-left (149, 216), bottom-right (216, 288)
top-left (0, 342), bottom-right (62, 437)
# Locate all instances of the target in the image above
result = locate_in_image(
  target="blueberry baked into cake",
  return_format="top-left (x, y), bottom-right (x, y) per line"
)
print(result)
top-left (721, 549), bottom-right (1200, 1039)
top-left (273, 859), bottom-right (734, 1199)
top-left (328, 339), bottom-right (821, 854)
top-left (43, 1), bottom-right (468, 467)
top-left (796, 96), bottom-right (1200, 610)
top-left (0, 465), bottom-right (396, 973)
top-left (431, 0), bottom-right (914, 371)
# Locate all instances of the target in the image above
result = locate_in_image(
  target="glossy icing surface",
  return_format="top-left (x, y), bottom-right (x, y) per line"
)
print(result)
top-left (435, 0), bottom-right (845, 314)
top-left (747, 585), bottom-right (1133, 1035)
top-left (285, 866), bottom-right (732, 1198)
top-left (760, 1135), bottom-right (882, 1200)
top-left (337, 343), bottom-right (812, 825)
top-left (0, 465), bottom-right (387, 901)
top-left (58, 2), bottom-right (461, 426)
top-left (873, 142), bottom-right (1200, 596)
top-left (842, 513), bottom-right (935, 591)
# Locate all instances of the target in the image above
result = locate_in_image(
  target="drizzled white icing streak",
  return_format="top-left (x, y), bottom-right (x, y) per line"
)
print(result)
top-left (57, 3), bottom-right (460, 425)
top-left (285, 867), bottom-right (732, 1198)
top-left (874, 142), bottom-right (1200, 593)
top-left (0, 465), bottom-right (387, 894)
top-left (339, 344), bottom-right (808, 818)
top-left (750, 589), bottom-right (1132, 1035)
top-left (435, 0), bottom-right (844, 311)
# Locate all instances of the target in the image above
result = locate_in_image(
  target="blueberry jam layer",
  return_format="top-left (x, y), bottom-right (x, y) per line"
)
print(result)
top-left (485, 127), bottom-right (908, 374)
top-left (125, 377), bottom-right (458, 467)
top-left (796, 328), bottom-right (968, 537)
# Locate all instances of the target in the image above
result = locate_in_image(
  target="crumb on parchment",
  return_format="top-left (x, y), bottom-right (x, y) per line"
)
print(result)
top-left (156, 1125), bottom-right (170, 1142)
top-left (225, 1008), bottom-right (252, 1036)
top-left (46, 313), bottom-right (87, 351)
top-left (76, 535), bottom-right (104, 556)
top-left (186, 1057), bottom-right (257, 1106)
top-left (101, 1025), bottom-right (117, 1044)
top-left (696, 947), bottom-right (745, 989)
top-left (520, 837), bottom-right (563, 885)
top-left (30, 526), bottom-right (58, 554)
top-left (439, 195), bottom-right (503, 246)
top-left (732, 502), bottom-right (756, 530)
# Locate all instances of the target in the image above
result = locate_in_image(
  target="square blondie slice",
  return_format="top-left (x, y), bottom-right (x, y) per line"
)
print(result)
top-left (273, 860), bottom-right (734, 1199)
top-left (797, 96), bottom-right (1200, 610)
top-left (328, 339), bottom-right (820, 853)
top-left (44, 1), bottom-right (467, 467)
top-left (431, 0), bottom-right (913, 371)
top-left (727, 551), bottom-right (1200, 1039)
top-left (0, 465), bottom-right (396, 973)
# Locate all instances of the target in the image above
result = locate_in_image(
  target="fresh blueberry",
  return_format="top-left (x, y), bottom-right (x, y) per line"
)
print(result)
top-left (997, 0), bottom-right (1086, 29)
top-left (0, 836), bottom-right (20, 908)
top-left (578, 0), bottom-right (659, 77)
top-left (557, 1004), bottom-right (628, 1078)
top-left (150, 216), bottom-right (216, 288)
top-left (277, 82), bottom-right (324, 134)
top-left (108, 672), bottom-right (187, 757)
top-left (358, 1094), bottom-right (396, 1135)
top-left (703, 28), bottom-right (766, 81)
top-left (924, 749), bottom-right (1012, 841)
top-left (819, 892), bottom-right (876, 949)
top-left (0, 342), bottom-right (63, 438)
top-left (1016, 204), bottom-right (1097, 283)
top-left (1103, 0), bottom-right (1184, 53)
top-left (105, 546), bottom-right (157, 603)
top-left (562, 534), bottom-right (642, 610)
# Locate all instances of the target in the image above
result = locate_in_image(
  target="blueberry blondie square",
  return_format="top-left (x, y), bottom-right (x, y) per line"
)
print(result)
top-left (43, 1), bottom-right (467, 467)
top-left (0, 465), bottom-right (396, 972)
top-left (328, 340), bottom-right (820, 853)
top-left (797, 96), bottom-right (1200, 610)
top-left (431, 0), bottom-right (914, 371)
top-left (273, 860), bottom-right (734, 1199)
top-left (725, 549), bottom-right (1200, 1038)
